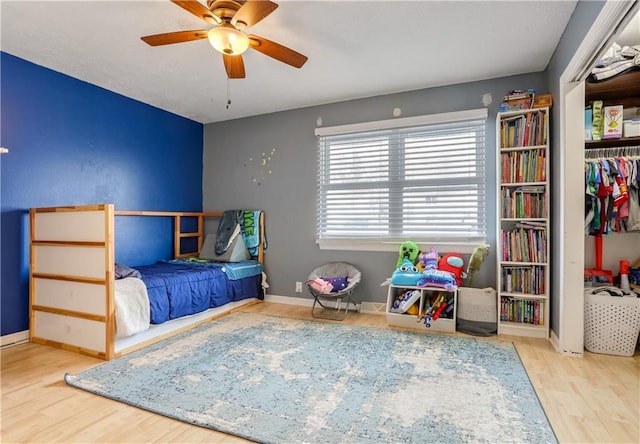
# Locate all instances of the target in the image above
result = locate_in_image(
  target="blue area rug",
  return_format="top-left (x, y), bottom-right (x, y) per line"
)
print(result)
top-left (65, 312), bottom-right (557, 443)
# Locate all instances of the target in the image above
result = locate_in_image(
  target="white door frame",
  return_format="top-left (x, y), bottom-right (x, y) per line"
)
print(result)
top-left (556, 0), bottom-right (638, 355)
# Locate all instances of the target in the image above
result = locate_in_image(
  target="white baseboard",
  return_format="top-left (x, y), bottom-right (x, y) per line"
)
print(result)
top-left (360, 302), bottom-right (386, 315)
top-left (264, 294), bottom-right (315, 307)
top-left (549, 329), bottom-right (583, 357)
top-left (1, 330), bottom-right (29, 348)
top-left (264, 294), bottom-right (384, 315)
top-left (0, 298), bottom-right (384, 349)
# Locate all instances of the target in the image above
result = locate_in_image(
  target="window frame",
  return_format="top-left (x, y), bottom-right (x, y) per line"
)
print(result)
top-left (315, 108), bottom-right (488, 254)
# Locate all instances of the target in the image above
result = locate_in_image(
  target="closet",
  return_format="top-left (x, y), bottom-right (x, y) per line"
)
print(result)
top-left (584, 69), bottom-right (640, 287)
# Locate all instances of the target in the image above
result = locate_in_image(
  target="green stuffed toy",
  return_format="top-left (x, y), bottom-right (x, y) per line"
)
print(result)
top-left (397, 241), bottom-right (420, 268)
top-left (466, 244), bottom-right (490, 286)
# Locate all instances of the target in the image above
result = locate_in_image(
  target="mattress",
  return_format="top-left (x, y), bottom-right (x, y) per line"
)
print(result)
top-left (135, 261), bottom-right (263, 324)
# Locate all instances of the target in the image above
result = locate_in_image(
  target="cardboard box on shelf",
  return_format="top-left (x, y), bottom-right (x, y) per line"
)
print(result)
top-left (532, 94), bottom-right (552, 109)
top-left (623, 119), bottom-right (640, 137)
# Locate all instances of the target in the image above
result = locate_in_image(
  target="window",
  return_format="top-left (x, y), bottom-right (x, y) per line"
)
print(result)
top-left (315, 109), bottom-right (488, 252)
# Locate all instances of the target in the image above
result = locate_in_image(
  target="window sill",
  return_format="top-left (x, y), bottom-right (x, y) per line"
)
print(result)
top-left (316, 239), bottom-right (486, 255)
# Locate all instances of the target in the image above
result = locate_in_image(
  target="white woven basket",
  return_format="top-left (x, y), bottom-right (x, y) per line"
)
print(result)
top-left (584, 291), bottom-right (640, 356)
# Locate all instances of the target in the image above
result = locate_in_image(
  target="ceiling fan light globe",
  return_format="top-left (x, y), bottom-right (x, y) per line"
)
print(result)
top-left (208, 26), bottom-right (250, 56)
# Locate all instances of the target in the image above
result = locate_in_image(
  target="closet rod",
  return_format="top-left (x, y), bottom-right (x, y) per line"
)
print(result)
top-left (584, 145), bottom-right (640, 159)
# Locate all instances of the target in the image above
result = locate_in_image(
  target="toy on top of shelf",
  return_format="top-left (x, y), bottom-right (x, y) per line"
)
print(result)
top-left (396, 240), bottom-right (420, 268)
top-left (417, 268), bottom-right (457, 291)
top-left (466, 244), bottom-right (490, 286)
top-left (438, 253), bottom-right (467, 286)
top-left (391, 259), bottom-right (422, 286)
top-left (418, 246), bottom-right (438, 271)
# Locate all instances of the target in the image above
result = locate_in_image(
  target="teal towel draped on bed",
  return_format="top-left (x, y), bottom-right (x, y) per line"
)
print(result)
top-left (240, 210), bottom-right (266, 257)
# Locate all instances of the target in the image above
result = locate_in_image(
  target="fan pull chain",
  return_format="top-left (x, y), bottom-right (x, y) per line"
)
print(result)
top-left (226, 78), bottom-right (231, 109)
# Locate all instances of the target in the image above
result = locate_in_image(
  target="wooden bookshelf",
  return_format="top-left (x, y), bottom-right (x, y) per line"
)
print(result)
top-left (496, 108), bottom-right (550, 339)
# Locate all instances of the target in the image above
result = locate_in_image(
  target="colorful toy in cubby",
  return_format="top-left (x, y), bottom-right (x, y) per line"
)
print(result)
top-left (419, 306), bottom-right (434, 328)
top-left (390, 289), bottom-right (421, 314)
top-left (418, 292), bottom-right (453, 327)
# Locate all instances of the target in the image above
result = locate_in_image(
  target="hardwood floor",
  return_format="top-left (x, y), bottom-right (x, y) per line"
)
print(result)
top-left (2, 302), bottom-right (638, 443)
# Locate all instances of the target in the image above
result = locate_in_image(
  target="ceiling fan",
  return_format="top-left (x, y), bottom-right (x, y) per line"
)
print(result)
top-left (141, 0), bottom-right (308, 79)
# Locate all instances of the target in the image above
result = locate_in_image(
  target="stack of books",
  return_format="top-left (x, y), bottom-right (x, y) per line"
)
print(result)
top-left (500, 89), bottom-right (535, 112)
top-left (500, 90), bottom-right (553, 112)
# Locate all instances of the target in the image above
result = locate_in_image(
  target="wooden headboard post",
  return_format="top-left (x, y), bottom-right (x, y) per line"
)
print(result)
top-left (258, 211), bottom-right (265, 264)
top-left (104, 204), bottom-right (115, 360)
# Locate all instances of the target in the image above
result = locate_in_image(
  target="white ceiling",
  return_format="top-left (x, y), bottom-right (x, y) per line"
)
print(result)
top-left (1, 0), bottom-right (579, 124)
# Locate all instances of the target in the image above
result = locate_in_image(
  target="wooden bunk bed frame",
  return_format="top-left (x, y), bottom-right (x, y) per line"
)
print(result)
top-left (29, 204), bottom-right (265, 360)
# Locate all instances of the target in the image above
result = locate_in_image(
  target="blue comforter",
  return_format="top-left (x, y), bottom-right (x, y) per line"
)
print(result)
top-left (135, 261), bottom-right (263, 324)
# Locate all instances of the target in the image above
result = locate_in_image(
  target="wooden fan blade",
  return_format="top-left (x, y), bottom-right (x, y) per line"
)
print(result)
top-left (231, 0), bottom-right (278, 29)
top-left (223, 54), bottom-right (246, 78)
top-left (141, 30), bottom-right (209, 46)
top-left (248, 35), bottom-right (307, 68)
top-left (171, 0), bottom-right (221, 24)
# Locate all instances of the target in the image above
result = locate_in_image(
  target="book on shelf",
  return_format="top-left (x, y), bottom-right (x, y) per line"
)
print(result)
top-left (500, 297), bottom-right (545, 325)
top-left (500, 149), bottom-right (546, 183)
top-left (501, 265), bottom-right (546, 295)
top-left (499, 109), bottom-right (548, 148)
top-left (501, 226), bottom-right (547, 262)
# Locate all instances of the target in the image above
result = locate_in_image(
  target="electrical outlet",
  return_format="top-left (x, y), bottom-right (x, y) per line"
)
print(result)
top-left (295, 281), bottom-right (302, 293)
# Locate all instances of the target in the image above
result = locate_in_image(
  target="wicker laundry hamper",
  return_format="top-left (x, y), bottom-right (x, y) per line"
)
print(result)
top-left (584, 288), bottom-right (640, 356)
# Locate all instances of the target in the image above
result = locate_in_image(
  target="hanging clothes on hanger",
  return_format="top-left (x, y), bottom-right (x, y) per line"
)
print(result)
top-left (584, 146), bottom-right (640, 234)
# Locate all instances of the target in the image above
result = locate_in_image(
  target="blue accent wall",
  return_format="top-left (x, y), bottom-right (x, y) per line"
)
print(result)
top-left (0, 52), bottom-right (203, 336)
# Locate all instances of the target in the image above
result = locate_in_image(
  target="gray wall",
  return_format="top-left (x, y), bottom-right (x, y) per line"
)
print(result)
top-left (546, 0), bottom-right (606, 336)
top-left (203, 73), bottom-right (548, 304)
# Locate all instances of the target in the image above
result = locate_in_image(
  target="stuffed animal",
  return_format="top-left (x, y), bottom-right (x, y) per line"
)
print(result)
top-left (397, 241), bottom-right (420, 268)
top-left (418, 247), bottom-right (438, 271)
top-left (391, 259), bottom-right (423, 286)
top-left (467, 244), bottom-right (490, 286)
top-left (438, 253), bottom-right (467, 286)
top-left (417, 269), bottom-right (457, 291)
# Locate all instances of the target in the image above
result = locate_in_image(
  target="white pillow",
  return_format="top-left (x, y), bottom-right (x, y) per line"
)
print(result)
top-left (200, 233), bottom-right (250, 262)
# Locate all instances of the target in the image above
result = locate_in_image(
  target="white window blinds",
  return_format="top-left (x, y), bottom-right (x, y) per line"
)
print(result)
top-left (316, 109), bottom-right (487, 248)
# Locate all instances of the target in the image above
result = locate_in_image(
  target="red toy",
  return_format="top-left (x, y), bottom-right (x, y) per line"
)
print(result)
top-left (438, 253), bottom-right (467, 286)
top-left (432, 302), bottom-right (447, 321)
